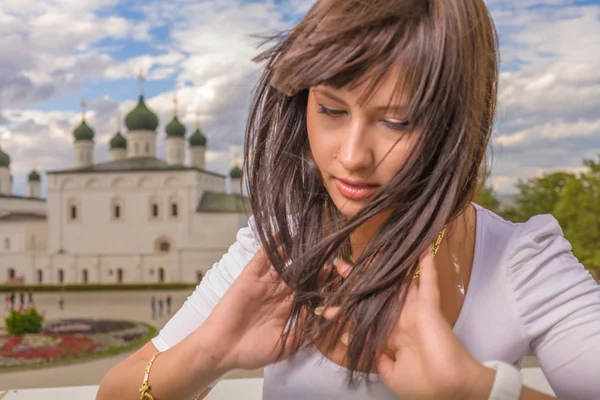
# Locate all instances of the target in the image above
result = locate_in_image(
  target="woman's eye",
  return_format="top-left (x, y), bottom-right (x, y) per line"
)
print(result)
top-left (317, 104), bottom-right (347, 117)
top-left (381, 120), bottom-right (411, 132)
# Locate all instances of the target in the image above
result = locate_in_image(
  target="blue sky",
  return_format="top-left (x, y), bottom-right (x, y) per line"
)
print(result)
top-left (0, 0), bottom-right (599, 196)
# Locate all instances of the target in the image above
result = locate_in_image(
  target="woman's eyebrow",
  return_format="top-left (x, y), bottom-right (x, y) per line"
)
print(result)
top-left (312, 88), bottom-right (348, 104)
top-left (313, 88), bottom-right (408, 113)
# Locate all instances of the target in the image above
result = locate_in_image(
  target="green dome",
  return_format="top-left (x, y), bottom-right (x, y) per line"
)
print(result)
top-left (73, 120), bottom-right (94, 141)
top-left (229, 165), bottom-right (242, 179)
top-left (110, 131), bottom-right (127, 150)
top-left (189, 128), bottom-right (207, 147)
top-left (166, 117), bottom-right (186, 138)
top-left (0, 147), bottom-right (10, 167)
top-left (28, 169), bottom-right (40, 182)
top-left (125, 95), bottom-right (159, 131)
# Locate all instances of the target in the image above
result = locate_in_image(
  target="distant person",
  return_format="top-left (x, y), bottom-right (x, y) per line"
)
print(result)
top-left (157, 298), bottom-right (163, 318)
top-left (150, 296), bottom-right (156, 320)
top-left (165, 295), bottom-right (172, 315)
top-left (27, 289), bottom-right (34, 306)
top-left (9, 292), bottom-right (15, 311)
top-left (19, 292), bottom-right (25, 308)
top-left (58, 295), bottom-right (64, 310)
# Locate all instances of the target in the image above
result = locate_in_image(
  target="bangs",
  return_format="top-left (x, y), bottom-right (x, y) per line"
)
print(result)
top-left (261, 0), bottom-right (447, 124)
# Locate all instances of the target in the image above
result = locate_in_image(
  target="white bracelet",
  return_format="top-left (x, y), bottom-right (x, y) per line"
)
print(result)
top-left (482, 361), bottom-right (523, 400)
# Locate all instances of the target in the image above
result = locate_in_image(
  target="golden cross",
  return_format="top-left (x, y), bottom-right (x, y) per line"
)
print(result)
top-left (80, 98), bottom-right (87, 121)
top-left (138, 70), bottom-right (146, 95)
top-left (173, 92), bottom-right (178, 117)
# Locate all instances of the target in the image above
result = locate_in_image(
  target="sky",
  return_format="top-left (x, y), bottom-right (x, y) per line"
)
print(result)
top-left (0, 0), bottom-right (598, 196)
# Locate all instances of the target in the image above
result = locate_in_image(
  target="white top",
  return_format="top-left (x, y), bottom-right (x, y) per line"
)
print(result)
top-left (152, 205), bottom-right (600, 400)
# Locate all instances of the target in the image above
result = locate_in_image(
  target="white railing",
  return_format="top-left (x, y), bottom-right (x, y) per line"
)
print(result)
top-left (0, 369), bottom-right (556, 399)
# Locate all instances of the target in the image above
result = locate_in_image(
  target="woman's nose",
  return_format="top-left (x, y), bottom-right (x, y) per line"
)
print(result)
top-left (336, 121), bottom-right (374, 174)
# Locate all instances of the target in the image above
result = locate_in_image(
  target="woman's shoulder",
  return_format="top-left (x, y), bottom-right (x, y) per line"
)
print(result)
top-left (474, 204), bottom-right (565, 258)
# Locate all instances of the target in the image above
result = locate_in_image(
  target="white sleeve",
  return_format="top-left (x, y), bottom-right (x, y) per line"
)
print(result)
top-left (151, 216), bottom-right (261, 365)
top-left (507, 214), bottom-right (600, 400)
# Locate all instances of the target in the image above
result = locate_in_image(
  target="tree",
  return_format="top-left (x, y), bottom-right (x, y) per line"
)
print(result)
top-left (474, 186), bottom-right (501, 214)
top-left (502, 171), bottom-right (576, 223)
top-left (553, 157), bottom-right (600, 273)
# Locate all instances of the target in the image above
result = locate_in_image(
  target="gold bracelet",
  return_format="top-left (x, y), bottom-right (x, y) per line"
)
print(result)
top-left (139, 351), bottom-right (162, 400)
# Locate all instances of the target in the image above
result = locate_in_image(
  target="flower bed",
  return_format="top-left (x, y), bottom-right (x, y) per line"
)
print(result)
top-left (0, 318), bottom-right (156, 371)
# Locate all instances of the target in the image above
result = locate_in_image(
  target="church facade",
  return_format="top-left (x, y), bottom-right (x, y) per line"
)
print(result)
top-left (0, 90), bottom-right (250, 285)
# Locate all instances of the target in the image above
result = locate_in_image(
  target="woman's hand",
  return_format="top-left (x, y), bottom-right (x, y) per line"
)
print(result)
top-left (323, 252), bottom-right (496, 400)
top-left (199, 248), bottom-right (299, 373)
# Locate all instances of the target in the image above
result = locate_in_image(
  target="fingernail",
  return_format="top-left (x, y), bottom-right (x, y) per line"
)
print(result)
top-left (333, 257), bottom-right (339, 267)
top-left (341, 332), bottom-right (351, 346)
top-left (314, 306), bottom-right (324, 316)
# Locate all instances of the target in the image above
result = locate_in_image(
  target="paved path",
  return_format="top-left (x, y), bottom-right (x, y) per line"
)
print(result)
top-left (0, 290), bottom-right (538, 390)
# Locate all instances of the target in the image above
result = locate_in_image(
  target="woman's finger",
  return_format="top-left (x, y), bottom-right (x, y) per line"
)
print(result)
top-left (418, 250), bottom-right (441, 307)
top-left (333, 257), bottom-right (353, 278)
top-left (375, 352), bottom-right (396, 385)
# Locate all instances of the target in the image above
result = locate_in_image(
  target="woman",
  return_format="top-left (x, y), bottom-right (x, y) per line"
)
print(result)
top-left (97, 1), bottom-right (600, 399)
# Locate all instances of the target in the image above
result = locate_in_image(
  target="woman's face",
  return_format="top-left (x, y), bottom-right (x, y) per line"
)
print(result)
top-left (306, 72), bottom-right (418, 218)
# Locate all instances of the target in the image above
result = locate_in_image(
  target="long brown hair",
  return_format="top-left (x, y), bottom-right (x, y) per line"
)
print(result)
top-left (244, 0), bottom-right (498, 384)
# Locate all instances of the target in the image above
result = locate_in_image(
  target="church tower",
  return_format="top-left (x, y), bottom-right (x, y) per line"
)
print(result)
top-left (229, 158), bottom-right (243, 195)
top-left (28, 167), bottom-right (41, 198)
top-left (165, 92), bottom-right (186, 166)
top-left (189, 112), bottom-right (207, 170)
top-left (0, 144), bottom-right (12, 195)
top-left (109, 115), bottom-right (127, 161)
top-left (73, 99), bottom-right (94, 168)
top-left (125, 72), bottom-right (159, 158)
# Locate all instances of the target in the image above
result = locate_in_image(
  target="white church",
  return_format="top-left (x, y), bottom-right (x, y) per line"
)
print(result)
top-left (0, 88), bottom-right (249, 285)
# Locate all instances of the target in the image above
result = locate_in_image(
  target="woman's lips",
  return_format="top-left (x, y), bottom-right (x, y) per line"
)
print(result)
top-left (334, 178), bottom-right (380, 200)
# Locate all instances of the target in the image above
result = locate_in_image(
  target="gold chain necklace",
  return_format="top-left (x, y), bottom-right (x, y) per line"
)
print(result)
top-left (412, 226), bottom-right (447, 280)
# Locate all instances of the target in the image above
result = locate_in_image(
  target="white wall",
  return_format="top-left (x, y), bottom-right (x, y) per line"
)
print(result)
top-left (0, 197), bottom-right (46, 216)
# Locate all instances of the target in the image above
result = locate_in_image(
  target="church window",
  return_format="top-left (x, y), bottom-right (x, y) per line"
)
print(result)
top-left (37, 269), bottom-right (43, 284)
top-left (82, 269), bottom-right (89, 284)
top-left (71, 205), bottom-right (77, 220)
top-left (114, 205), bottom-right (121, 219)
top-left (8, 268), bottom-right (15, 280)
top-left (117, 268), bottom-right (123, 283)
top-left (171, 203), bottom-right (178, 217)
top-left (58, 269), bottom-right (64, 284)
top-left (152, 203), bottom-right (159, 217)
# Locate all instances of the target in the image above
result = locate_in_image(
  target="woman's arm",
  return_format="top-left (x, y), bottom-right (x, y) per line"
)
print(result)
top-left (507, 215), bottom-right (600, 400)
top-left (97, 218), bottom-right (261, 400)
top-left (97, 327), bottom-right (225, 400)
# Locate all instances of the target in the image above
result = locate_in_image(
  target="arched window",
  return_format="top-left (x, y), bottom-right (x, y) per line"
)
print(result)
top-left (159, 241), bottom-right (170, 252)
top-left (158, 267), bottom-right (165, 283)
top-left (82, 269), bottom-right (88, 284)
top-left (117, 268), bottom-right (124, 283)
top-left (58, 269), bottom-right (64, 284)
top-left (37, 269), bottom-right (43, 284)
top-left (152, 203), bottom-right (159, 217)
top-left (111, 198), bottom-right (124, 220)
top-left (171, 202), bottom-right (178, 217)
top-left (67, 198), bottom-right (80, 222)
